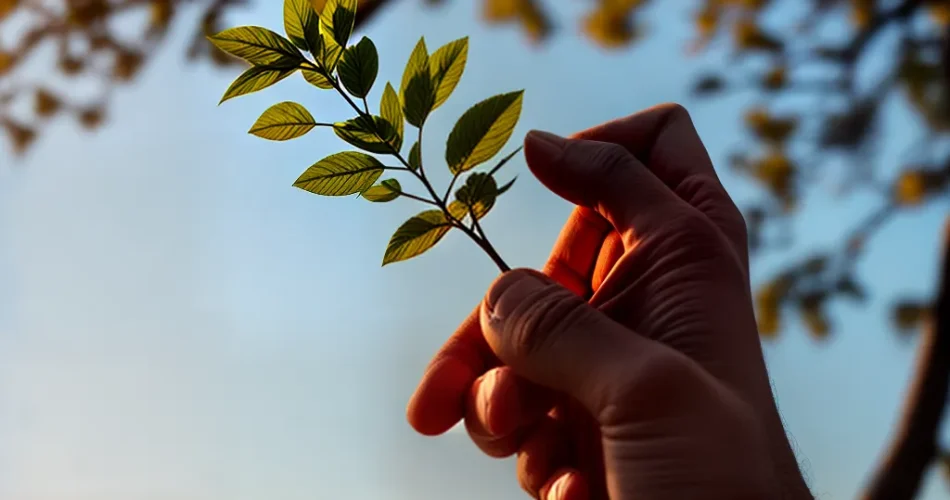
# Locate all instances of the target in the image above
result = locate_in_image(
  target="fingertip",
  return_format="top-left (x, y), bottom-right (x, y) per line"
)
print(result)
top-left (406, 357), bottom-right (475, 436)
top-left (483, 268), bottom-right (553, 321)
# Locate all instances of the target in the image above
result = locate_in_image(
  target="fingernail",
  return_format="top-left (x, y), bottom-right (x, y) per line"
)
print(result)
top-left (525, 130), bottom-right (567, 162)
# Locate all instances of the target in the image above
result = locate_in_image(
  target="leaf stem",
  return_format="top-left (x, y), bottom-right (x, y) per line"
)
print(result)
top-left (444, 172), bottom-right (460, 204)
top-left (362, 97), bottom-right (370, 115)
top-left (395, 190), bottom-right (439, 206)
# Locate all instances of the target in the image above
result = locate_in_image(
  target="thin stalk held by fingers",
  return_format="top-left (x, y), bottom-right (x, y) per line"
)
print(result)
top-left (209, 0), bottom-right (524, 271)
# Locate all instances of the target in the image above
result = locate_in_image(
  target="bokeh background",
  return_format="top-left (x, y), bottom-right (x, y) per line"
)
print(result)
top-left (2, 0), bottom-right (950, 499)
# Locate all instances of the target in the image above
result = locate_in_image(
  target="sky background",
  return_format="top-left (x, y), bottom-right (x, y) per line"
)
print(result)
top-left (1, 1), bottom-right (950, 499)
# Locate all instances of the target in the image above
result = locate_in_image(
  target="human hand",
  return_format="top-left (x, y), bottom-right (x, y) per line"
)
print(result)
top-left (406, 104), bottom-right (813, 500)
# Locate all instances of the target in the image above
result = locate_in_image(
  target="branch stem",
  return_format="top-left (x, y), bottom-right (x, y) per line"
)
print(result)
top-left (315, 61), bottom-right (511, 272)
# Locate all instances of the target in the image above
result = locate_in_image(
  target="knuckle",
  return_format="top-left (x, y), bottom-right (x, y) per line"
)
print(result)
top-left (657, 102), bottom-right (693, 124)
top-left (504, 285), bottom-right (593, 360)
top-left (572, 140), bottom-right (633, 172)
top-left (660, 207), bottom-right (743, 271)
top-left (684, 176), bottom-right (748, 239)
top-left (669, 207), bottom-right (721, 243)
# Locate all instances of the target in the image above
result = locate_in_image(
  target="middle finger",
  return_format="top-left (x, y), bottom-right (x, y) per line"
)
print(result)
top-left (464, 366), bottom-right (558, 458)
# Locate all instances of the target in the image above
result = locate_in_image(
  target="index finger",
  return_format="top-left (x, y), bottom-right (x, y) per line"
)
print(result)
top-left (572, 103), bottom-right (748, 269)
top-left (406, 205), bottom-right (612, 436)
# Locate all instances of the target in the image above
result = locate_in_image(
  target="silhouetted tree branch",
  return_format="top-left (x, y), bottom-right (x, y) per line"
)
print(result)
top-left (858, 21), bottom-right (950, 500)
top-left (860, 210), bottom-right (950, 500)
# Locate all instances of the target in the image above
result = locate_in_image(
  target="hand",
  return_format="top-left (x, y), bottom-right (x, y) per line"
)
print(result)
top-left (406, 104), bottom-right (813, 500)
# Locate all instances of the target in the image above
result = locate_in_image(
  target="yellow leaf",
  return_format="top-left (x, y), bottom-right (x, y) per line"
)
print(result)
top-left (895, 170), bottom-right (926, 206)
top-left (0, 0), bottom-right (19, 21)
top-left (362, 178), bottom-right (401, 203)
top-left (2, 118), bottom-right (36, 154)
top-left (445, 90), bottom-right (524, 174)
top-left (583, 5), bottom-right (638, 48)
top-left (694, 3), bottom-right (719, 39)
top-left (0, 51), bottom-right (14, 76)
top-left (383, 210), bottom-right (454, 265)
top-left (483, 0), bottom-right (519, 21)
top-left (34, 89), bottom-right (61, 117)
top-left (294, 151), bottom-right (385, 196)
top-left (79, 108), bottom-right (105, 129)
top-left (850, 0), bottom-right (873, 28)
top-left (931, 3), bottom-right (950, 25)
top-left (150, 0), bottom-right (173, 31)
top-left (763, 65), bottom-right (786, 91)
top-left (249, 101), bottom-right (318, 141)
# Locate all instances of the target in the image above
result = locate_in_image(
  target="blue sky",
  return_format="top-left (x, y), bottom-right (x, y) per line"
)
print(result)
top-left (1, 1), bottom-right (949, 499)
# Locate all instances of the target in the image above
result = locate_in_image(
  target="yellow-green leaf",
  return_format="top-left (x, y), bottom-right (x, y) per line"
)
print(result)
top-left (487, 146), bottom-right (523, 176)
top-left (319, 33), bottom-right (344, 72)
top-left (445, 90), bottom-right (524, 174)
top-left (338, 36), bottom-right (378, 98)
top-left (318, 0), bottom-right (356, 48)
top-left (383, 210), bottom-right (453, 265)
top-left (333, 115), bottom-right (401, 154)
top-left (207, 26), bottom-right (303, 67)
top-left (363, 178), bottom-right (401, 202)
top-left (220, 66), bottom-right (297, 104)
top-left (380, 82), bottom-right (404, 144)
top-left (302, 68), bottom-right (335, 89)
top-left (293, 151), bottom-right (384, 196)
top-left (429, 37), bottom-right (468, 109)
top-left (283, 0), bottom-right (320, 51)
top-left (408, 141), bottom-right (421, 171)
top-left (249, 101), bottom-right (318, 141)
top-left (497, 176), bottom-right (517, 195)
top-left (400, 37), bottom-right (435, 127)
top-left (0, 0), bottom-right (19, 21)
top-left (455, 172), bottom-right (497, 219)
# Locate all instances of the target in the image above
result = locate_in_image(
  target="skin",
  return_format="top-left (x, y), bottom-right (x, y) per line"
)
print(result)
top-left (406, 103), bottom-right (815, 500)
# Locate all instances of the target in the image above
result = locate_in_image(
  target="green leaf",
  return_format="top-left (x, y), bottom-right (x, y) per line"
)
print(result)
top-left (304, 13), bottom-right (324, 57)
top-left (408, 141), bottom-right (421, 171)
top-left (455, 172), bottom-right (498, 220)
top-left (400, 37), bottom-right (435, 127)
top-left (338, 37), bottom-right (379, 98)
top-left (302, 68), bottom-right (335, 89)
top-left (207, 26), bottom-right (303, 67)
top-left (383, 210), bottom-right (453, 266)
top-left (445, 90), bottom-right (524, 174)
top-left (294, 151), bottom-right (385, 196)
top-left (283, 0), bottom-right (320, 51)
top-left (318, 0), bottom-right (357, 48)
top-left (333, 115), bottom-right (401, 154)
top-left (362, 178), bottom-right (402, 202)
top-left (248, 101), bottom-right (318, 141)
top-left (319, 34), bottom-right (344, 72)
top-left (380, 82), bottom-right (404, 144)
top-left (497, 176), bottom-right (517, 195)
top-left (447, 200), bottom-right (468, 221)
top-left (429, 37), bottom-right (468, 110)
top-left (487, 146), bottom-right (523, 176)
top-left (220, 65), bottom-right (297, 104)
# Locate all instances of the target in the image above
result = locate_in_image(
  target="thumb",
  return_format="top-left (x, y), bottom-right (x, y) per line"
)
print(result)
top-left (480, 268), bottom-right (666, 421)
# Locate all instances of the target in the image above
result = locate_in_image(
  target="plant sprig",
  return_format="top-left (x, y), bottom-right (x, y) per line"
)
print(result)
top-left (208, 0), bottom-right (524, 271)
